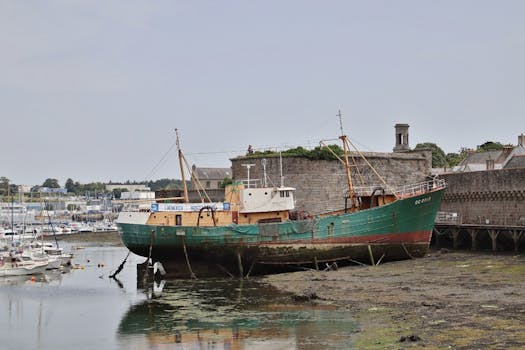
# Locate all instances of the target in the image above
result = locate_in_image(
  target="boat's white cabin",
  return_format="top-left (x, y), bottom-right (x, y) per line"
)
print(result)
top-left (239, 187), bottom-right (295, 213)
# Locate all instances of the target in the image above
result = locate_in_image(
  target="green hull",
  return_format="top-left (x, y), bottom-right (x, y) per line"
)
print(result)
top-left (118, 188), bottom-right (445, 276)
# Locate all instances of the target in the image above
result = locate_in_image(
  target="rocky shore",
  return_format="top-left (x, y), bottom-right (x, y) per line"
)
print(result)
top-left (263, 250), bottom-right (525, 349)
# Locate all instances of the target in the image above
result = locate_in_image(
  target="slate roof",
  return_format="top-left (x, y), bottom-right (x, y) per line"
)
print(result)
top-left (192, 167), bottom-right (232, 180)
top-left (503, 154), bottom-right (525, 169)
top-left (458, 150), bottom-right (503, 167)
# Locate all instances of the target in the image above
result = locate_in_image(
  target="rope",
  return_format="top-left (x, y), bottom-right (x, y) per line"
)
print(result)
top-left (109, 250), bottom-right (131, 279)
top-left (182, 235), bottom-right (197, 279)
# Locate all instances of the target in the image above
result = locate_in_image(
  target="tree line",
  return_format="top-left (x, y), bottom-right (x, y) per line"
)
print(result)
top-left (0, 177), bottom-right (189, 200)
top-left (414, 141), bottom-right (511, 168)
top-left (246, 140), bottom-right (512, 168)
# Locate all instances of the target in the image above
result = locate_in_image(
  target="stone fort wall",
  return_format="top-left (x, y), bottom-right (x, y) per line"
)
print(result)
top-left (231, 151), bottom-right (432, 215)
top-left (440, 169), bottom-right (525, 225)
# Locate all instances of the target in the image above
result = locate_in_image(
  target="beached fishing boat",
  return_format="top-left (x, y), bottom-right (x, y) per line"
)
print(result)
top-left (117, 122), bottom-right (446, 277)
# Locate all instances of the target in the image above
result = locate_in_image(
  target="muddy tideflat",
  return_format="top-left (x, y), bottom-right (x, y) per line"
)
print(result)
top-left (263, 250), bottom-right (525, 349)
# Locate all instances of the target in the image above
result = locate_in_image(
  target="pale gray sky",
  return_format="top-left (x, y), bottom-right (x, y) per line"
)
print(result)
top-left (1, 1), bottom-right (524, 187)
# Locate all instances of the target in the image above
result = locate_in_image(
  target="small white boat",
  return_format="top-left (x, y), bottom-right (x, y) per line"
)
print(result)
top-left (31, 242), bottom-right (73, 266)
top-left (45, 247), bottom-right (72, 266)
top-left (1, 229), bottom-right (34, 241)
top-left (22, 250), bottom-right (62, 270)
top-left (0, 253), bottom-right (48, 277)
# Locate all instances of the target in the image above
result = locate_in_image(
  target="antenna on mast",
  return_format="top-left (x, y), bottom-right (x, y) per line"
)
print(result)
top-left (279, 152), bottom-right (284, 187)
top-left (241, 163), bottom-right (256, 188)
top-left (261, 159), bottom-right (268, 187)
top-left (338, 109), bottom-right (344, 136)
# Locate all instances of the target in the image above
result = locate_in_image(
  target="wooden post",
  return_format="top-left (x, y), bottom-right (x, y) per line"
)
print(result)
top-left (451, 228), bottom-right (460, 250)
top-left (488, 229), bottom-right (499, 252)
top-left (367, 245), bottom-right (375, 265)
top-left (468, 228), bottom-right (478, 251)
top-left (433, 227), bottom-right (441, 248)
top-left (511, 230), bottom-right (523, 253)
top-left (237, 251), bottom-right (244, 279)
top-left (314, 256), bottom-right (319, 271)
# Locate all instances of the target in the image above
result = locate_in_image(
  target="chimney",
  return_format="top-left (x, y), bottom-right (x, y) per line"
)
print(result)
top-left (519, 133), bottom-right (525, 147)
top-left (393, 124), bottom-right (410, 152)
top-left (486, 159), bottom-right (495, 171)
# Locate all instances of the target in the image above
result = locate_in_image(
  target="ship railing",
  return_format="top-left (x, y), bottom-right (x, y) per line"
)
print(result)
top-left (353, 178), bottom-right (446, 198)
top-left (240, 179), bottom-right (261, 189)
top-left (435, 211), bottom-right (525, 227)
top-left (435, 211), bottom-right (460, 224)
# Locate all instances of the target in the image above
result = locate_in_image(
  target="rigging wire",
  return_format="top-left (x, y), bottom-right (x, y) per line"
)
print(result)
top-left (142, 134), bottom-right (374, 181)
top-left (143, 139), bottom-right (178, 181)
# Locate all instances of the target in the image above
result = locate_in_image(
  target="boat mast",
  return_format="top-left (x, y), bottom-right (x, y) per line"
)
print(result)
top-left (175, 129), bottom-right (189, 202)
top-left (338, 110), bottom-right (355, 205)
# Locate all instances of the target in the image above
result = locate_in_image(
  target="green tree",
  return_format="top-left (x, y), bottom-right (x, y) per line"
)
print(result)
top-left (221, 177), bottom-right (233, 188)
top-left (477, 141), bottom-right (504, 152)
top-left (65, 178), bottom-right (75, 193)
top-left (414, 143), bottom-right (447, 168)
top-left (0, 177), bottom-right (9, 196)
top-left (67, 204), bottom-right (80, 211)
top-left (246, 144), bottom-right (344, 161)
top-left (111, 188), bottom-right (125, 199)
top-left (42, 178), bottom-right (60, 188)
top-left (446, 148), bottom-right (469, 167)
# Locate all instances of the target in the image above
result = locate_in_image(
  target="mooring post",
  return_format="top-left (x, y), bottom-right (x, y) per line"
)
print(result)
top-left (314, 256), bottom-right (319, 271)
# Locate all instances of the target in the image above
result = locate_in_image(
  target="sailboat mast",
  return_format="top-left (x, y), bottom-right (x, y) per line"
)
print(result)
top-left (338, 110), bottom-right (355, 203)
top-left (175, 129), bottom-right (189, 202)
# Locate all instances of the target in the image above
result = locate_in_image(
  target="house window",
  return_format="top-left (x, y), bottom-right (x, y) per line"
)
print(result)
top-left (176, 215), bottom-right (182, 226)
top-left (206, 181), bottom-right (211, 188)
top-left (217, 181), bottom-right (222, 188)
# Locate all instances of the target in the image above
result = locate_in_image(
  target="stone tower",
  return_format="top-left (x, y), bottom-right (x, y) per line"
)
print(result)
top-left (393, 123), bottom-right (410, 152)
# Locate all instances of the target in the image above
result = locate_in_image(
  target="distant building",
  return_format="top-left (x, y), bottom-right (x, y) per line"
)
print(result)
top-left (191, 165), bottom-right (231, 190)
top-left (106, 184), bottom-right (150, 192)
top-left (432, 133), bottom-right (525, 174)
top-left (120, 191), bottom-right (155, 200)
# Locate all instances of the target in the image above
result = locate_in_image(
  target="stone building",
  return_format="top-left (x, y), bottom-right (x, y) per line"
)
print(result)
top-left (434, 134), bottom-right (525, 226)
top-left (439, 168), bottom-right (525, 226)
top-left (190, 165), bottom-right (232, 190)
top-left (231, 124), bottom-right (432, 215)
top-left (434, 134), bottom-right (525, 173)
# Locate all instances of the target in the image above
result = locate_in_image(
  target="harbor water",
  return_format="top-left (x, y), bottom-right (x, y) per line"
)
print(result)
top-left (0, 245), bottom-right (357, 350)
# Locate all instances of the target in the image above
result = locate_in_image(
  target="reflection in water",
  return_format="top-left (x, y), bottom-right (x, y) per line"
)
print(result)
top-left (0, 247), bottom-right (357, 350)
top-left (0, 267), bottom-right (69, 286)
top-left (118, 279), bottom-right (357, 349)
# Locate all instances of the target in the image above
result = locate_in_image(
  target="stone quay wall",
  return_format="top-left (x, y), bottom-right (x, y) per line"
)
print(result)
top-left (440, 169), bottom-right (525, 226)
top-left (231, 151), bottom-right (432, 215)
